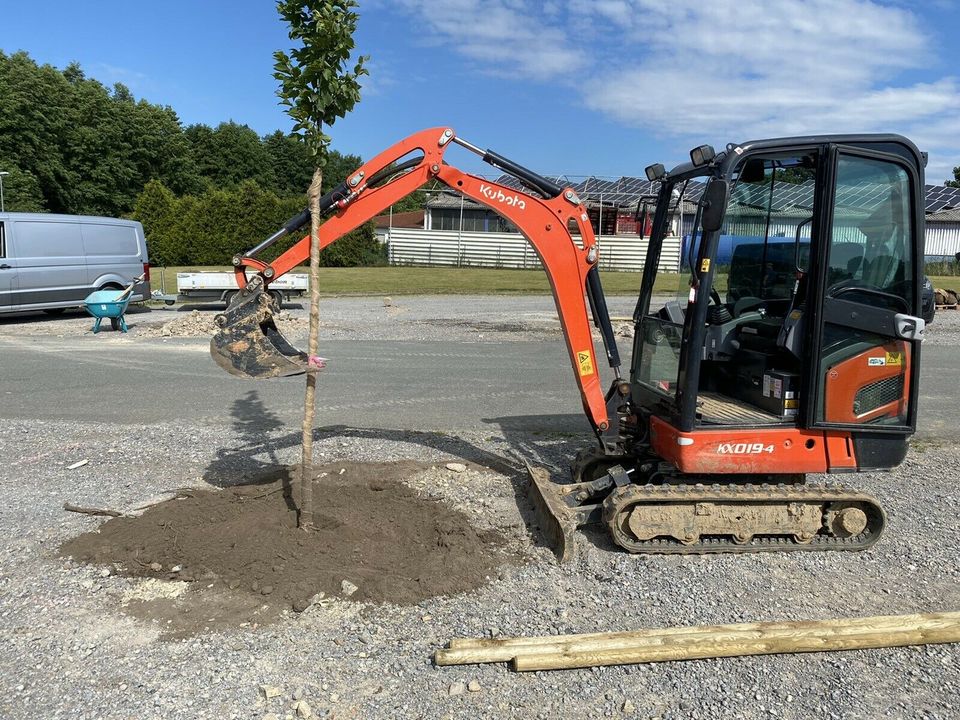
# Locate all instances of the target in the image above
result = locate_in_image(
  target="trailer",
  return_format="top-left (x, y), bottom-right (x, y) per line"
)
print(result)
top-left (160, 272), bottom-right (309, 307)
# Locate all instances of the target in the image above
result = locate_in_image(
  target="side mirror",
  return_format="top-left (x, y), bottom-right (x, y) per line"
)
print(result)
top-left (701, 179), bottom-right (730, 232)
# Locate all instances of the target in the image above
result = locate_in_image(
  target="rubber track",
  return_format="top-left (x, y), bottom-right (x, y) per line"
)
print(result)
top-left (602, 482), bottom-right (886, 554)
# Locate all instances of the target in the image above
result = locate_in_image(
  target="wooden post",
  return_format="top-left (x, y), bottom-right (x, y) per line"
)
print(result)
top-left (434, 611), bottom-right (960, 671)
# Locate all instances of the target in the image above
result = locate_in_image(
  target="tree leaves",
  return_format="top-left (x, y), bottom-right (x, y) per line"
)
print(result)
top-left (0, 51), bottom-right (198, 215)
top-left (131, 179), bottom-right (383, 268)
top-left (274, 0), bottom-right (368, 162)
top-left (0, 51), bottom-right (374, 216)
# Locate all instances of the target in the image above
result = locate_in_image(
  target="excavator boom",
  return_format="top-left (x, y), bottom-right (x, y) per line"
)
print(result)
top-left (210, 127), bottom-right (619, 434)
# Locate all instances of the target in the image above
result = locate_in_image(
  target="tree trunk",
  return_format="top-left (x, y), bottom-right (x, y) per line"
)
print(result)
top-left (298, 167), bottom-right (323, 529)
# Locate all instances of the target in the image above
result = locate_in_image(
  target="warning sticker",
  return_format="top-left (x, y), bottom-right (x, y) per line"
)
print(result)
top-left (577, 350), bottom-right (594, 376)
top-left (868, 357), bottom-right (886, 367)
top-left (700, 258), bottom-right (711, 272)
top-left (885, 351), bottom-right (903, 366)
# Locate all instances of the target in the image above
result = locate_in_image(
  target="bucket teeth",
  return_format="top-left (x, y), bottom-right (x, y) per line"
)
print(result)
top-left (210, 284), bottom-right (313, 379)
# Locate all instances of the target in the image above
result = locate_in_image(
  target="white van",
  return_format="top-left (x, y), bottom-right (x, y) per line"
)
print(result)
top-left (0, 213), bottom-right (150, 315)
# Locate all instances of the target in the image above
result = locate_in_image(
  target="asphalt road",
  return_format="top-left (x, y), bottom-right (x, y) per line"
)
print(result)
top-left (0, 332), bottom-right (956, 442)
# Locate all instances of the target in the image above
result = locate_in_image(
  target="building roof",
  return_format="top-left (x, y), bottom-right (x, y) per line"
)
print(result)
top-left (373, 210), bottom-right (423, 229)
top-left (423, 175), bottom-right (960, 219)
top-left (927, 207), bottom-right (960, 223)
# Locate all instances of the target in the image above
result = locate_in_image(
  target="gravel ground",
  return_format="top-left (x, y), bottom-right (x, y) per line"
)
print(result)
top-left (0, 297), bottom-right (958, 720)
top-left (0, 294), bottom-right (642, 344)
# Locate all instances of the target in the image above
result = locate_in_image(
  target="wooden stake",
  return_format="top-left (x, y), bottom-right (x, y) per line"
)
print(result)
top-left (512, 626), bottom-right (960, 672)
top-left (435, 611), bottom-right (960, 670)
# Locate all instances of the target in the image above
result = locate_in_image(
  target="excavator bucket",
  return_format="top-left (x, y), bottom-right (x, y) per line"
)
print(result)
top-left (210, 278), bottom-right (313, 379)
top-left (524, 460), bottom-right (608, 563)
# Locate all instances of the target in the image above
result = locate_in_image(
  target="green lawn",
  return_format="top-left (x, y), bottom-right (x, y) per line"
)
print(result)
top-left (149, 265), bottom-right (960, 300)
top-left (929, 275), bottom-right (960, 290)
top-left (149, 265), bottom-right (685, 297)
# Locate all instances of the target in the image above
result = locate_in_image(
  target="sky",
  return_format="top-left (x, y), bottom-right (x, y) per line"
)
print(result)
top-left (2, 0), bottom-right (960, 183)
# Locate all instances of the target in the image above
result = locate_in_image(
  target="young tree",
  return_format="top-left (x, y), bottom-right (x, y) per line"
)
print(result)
top-left (274, 0), bottom-right (368, 528)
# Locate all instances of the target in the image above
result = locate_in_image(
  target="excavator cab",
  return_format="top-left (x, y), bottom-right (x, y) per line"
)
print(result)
top-left (631, 137), bottom-right (924, 459)
top-left (534, 134), bottom-right (927, 560)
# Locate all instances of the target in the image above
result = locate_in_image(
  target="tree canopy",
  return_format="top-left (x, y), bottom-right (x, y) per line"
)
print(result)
top-left (947, 167), bottom-right (960, 189)
top-left (0, 50), bottom-right (384, 267)
top-left (0, 50), bottom-right (366, 216)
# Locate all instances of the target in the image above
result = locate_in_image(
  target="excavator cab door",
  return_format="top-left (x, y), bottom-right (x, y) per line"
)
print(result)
top-left (805, 143), bottom-right (924, 466)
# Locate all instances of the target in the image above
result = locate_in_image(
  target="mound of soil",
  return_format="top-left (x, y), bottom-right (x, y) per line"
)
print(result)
top-left (137, 309), bottom-right (309, 338)
top-left (60, 462), bottom-right (508, 611)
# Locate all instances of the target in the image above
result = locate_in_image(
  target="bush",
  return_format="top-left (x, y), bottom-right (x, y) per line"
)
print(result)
top-left (925, 258), bottom-right (960, 277)
top-left (133, 180), bottom-right (386, 267)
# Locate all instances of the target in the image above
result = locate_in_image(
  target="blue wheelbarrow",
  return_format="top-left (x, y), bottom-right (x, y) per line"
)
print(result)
top-left (84, 273), bottom-right (145, 333)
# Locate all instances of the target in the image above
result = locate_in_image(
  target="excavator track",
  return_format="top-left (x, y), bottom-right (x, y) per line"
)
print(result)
top-left (602, 482), bottom-right (885, 554)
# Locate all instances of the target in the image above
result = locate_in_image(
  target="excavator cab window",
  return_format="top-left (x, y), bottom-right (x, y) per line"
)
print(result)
top-left (691, 151), bottom-right (820, 426)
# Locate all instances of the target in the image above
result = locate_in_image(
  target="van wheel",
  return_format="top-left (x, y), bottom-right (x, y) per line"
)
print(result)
top-left (43, 308), bottom-right (66, 316)
top-left (224, 290), bottom-right (238, 308)
top-left (269, 290), bottom-right (284, 311)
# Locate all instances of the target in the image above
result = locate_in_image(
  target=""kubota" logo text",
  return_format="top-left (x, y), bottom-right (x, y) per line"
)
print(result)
top-left (479, 184), bottom-right (526, 210)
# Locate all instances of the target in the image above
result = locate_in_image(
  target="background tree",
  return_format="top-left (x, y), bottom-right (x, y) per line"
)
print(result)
top-left (185, 121), bottom-right (275, 190)
top-left (0, 49), bottom-right (387, 266)
top-left (946, 167), bottom-right (960, 189)
top-left (0, 167), bottom-right (46, 212)
top-left (274, 0), bottom-right (368, 529)
top-left (262, 130), bottom-right (314, 195)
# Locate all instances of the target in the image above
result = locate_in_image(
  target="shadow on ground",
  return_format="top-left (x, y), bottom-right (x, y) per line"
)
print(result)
top-left (199, 391), bottom-right (593, 554)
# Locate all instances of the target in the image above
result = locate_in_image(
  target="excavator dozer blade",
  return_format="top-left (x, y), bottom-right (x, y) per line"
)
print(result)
top-left (210, 280), bottom-right (313, 379)
top-left (524, 461), bottom-right (598, 564)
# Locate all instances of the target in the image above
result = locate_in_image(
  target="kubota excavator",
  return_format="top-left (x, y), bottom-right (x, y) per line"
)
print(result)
top-left (210, 127), bottom-right (927, 561)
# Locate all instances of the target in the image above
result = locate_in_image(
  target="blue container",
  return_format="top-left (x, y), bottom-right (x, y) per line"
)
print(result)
top-left (84, 290), bottom-right (131, 333)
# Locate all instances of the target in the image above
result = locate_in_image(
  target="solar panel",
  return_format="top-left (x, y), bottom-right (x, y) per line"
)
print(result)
top-left (924, 184), bottom-right (960, 213)
top-left (487, 174), bottom-right (960, 216)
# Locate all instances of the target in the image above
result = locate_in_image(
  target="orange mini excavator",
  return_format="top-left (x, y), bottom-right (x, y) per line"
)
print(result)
top-left (210, 127), bottom-right (927, 561)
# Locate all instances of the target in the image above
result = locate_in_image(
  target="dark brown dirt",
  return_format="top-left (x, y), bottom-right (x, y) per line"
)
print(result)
top-left (60, 461), bottom-right (510, 616)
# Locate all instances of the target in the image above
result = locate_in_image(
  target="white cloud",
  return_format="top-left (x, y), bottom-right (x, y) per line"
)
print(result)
top-left (88, 62), bottom-right (149, 92)
top-left (391, 0), bottom-right (960, 181)
top-left (394, 0), bottom-right (584, 79)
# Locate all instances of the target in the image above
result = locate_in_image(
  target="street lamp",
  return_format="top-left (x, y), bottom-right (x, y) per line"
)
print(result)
top-left (0, 171), bottom-right (8, 212)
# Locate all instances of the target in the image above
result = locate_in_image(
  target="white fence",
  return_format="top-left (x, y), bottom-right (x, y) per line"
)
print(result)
top-left (925, 222), bottom-right (960, 259)
top-left (385, 228), bottom-right (682, 272)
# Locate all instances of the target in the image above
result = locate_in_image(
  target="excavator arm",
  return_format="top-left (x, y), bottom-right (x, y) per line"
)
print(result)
top-left (210, 127), bottom-right (620, 434)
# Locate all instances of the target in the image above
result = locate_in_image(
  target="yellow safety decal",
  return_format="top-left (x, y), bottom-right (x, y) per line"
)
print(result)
top-left (700, 258), bottom-right (711, 272)
top-left (885, 351), bottom-right (903, 366)
top-left (784, 399), bottom-right (799, 409)
top-left (577, 350), bottom-right (594, 376)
